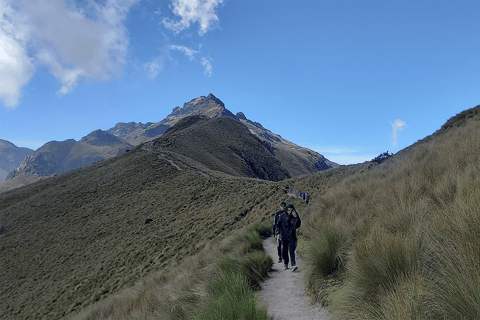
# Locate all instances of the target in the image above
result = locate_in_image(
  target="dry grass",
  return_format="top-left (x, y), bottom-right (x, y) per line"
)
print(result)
top-left (70, 222), bottom-right (272, 320)
top-left (295, 105), bottom-right (480, 319)
top-left (0, 145), bottom-right (282, 319)
top-left (3, 105), bottom-right (480, 319)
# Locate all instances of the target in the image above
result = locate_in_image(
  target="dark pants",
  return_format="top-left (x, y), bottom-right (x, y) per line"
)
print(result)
top-left (282, 238), bottom-right (298, 266)
top-left (277, 238), bottom-right (283, 259)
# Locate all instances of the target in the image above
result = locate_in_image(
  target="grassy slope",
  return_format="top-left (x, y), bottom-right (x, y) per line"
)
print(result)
top-left (293, 105), bottom-right (480, 319)
top-left (3, 104), bottom-right (480, 319)
top-left (0, 145), bottom-right (282, 319)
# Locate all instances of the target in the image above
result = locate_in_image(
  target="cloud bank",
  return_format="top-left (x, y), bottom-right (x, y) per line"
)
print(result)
top-left (162, 0), bottom-right (224, 35)
top-left (390, 119), bottom-right (406, 146)
top-left (0, 0), bottom-right (140, 108)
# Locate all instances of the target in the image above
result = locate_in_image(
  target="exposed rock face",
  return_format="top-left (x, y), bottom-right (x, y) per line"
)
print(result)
top-left (7, 131), bottom-right (132, 179)
top-left (106, 94), bottom-right (239, 145)
top-left (106, 122), bottom-right (153, 141)
top-left (0, 140), bottom-right (34, 181)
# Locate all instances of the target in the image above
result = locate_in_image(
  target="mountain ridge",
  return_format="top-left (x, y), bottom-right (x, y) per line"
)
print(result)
top-left (2, 93), bottom-right (337, 191)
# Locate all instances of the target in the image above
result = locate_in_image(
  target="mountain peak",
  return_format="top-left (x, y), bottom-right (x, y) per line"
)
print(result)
top-left (206, 93), bottom-right (225, 107)
top-left (166, 94), bottom-right (237, 123)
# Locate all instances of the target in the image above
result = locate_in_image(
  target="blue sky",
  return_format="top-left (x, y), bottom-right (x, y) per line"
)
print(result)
top-left (1, 0), bottom-right (479, 165)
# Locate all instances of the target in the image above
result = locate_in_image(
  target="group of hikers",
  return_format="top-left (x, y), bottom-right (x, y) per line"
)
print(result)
top-left (299, 192), bottom-right (310, 204)
top-left (272, 201), bottom-right (301, 271)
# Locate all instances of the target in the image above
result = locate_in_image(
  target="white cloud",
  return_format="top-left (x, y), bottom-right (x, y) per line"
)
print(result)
top-left (169, 44), bottom-right (199, 61)
top-left (0, 0), bottom-right (139, 107)
top-left (162, 0), bottom-right (223, 35)
top-left (167, 45), bottom-right (212, 77)
top-left (0, 1), bottom-right (35, 108)
top-left (144, 57), bottom-right (164, 79)
top-left (390, 119), bottom-right (406, 147)
top-left (201, 57), bottom-right (212, 77)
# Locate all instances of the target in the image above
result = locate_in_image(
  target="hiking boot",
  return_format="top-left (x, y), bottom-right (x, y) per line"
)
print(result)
top-left (292, 265), bottom-right (298, 272)
top-left (278, 258), bottom-right (283, 263)
top-left (284, 264), bottom-right (289, 270)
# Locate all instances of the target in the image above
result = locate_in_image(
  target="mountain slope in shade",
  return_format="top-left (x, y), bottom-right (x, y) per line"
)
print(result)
top-left (142, 115), bottom-right (291, 181)
top-left (0, 140), bottom-right (34, 182)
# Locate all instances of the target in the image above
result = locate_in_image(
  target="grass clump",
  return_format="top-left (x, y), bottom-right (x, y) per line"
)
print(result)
top-left (198, 272), bottom-right (270, 320)
top-left (198, 221), bottom-right (273, 320)
top-left (306, 221), bottom-right (350, 278)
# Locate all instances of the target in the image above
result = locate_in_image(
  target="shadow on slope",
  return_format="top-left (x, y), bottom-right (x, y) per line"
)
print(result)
top-left (143, 115), bottom-right (291, 182)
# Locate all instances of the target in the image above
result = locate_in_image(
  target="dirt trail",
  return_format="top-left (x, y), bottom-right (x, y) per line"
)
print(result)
top-left (258, 237), bottom-right (330, 320)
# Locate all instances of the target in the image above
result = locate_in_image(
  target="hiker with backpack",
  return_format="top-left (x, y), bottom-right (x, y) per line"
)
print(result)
top-left (273, 201), bottom-right (287, 263)
top-left (276, 203), bottom-right (301, 271)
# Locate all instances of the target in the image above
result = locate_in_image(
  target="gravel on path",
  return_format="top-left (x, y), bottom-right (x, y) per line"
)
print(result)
top-left (258, 237), bottom-right (330, 320)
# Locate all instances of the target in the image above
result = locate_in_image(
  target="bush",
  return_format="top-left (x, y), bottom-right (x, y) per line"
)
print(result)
top-left (371, 151), bottom-right (393, 165)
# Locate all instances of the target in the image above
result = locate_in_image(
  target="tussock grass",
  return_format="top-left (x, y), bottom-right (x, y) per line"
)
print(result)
top-left (294, 105), bottom-right (480, 318)
top-left (306, 220), bottom-right (350, 278)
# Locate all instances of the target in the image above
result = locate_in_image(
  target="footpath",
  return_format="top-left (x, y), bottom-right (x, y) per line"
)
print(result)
top-left (258, 237), bottom-right (330, 320)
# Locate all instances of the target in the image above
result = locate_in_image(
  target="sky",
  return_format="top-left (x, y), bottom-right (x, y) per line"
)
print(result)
top-left (1, 0), bottom-right (479, 165)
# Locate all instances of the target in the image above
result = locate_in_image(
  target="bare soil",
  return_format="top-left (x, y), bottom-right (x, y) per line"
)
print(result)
top-left (258, 237), bottom-right (330, 320)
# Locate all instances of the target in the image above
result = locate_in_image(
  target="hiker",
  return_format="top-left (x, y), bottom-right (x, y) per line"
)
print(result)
top-left (305, 192), bottom-right (310, 204)
top-left (273, 201), bottom-right (287, 263)
top-left (276, 203), bottom-right (301, 271)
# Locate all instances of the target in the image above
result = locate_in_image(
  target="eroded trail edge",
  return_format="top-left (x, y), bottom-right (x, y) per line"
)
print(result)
top-left (258, 237), bottom-right (330, 320)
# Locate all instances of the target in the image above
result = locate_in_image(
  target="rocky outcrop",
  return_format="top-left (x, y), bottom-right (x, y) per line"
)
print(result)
top-left (7, 131), bottom-right (132, 179)
top-left (0, 140), bottom-right (34, 181)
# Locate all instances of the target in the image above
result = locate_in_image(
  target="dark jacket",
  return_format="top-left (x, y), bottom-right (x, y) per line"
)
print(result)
top-left (276, 212), bottom-right (301, 242)
top-left (273, 210), bottom-right (284, 236)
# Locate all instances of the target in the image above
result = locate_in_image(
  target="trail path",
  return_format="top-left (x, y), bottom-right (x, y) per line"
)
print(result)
top-left (258, 237), bottom-right (330, 320)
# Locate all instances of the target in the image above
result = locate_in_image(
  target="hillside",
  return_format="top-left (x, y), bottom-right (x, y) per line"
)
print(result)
top-left (142, 115), bottom-right (291, 181)
top-left (283, 105), bottom-right (480, 319)
top-left (0, 139), bottom-right (289, 319)
top-left (3, 104), bottom-right (480, 319)
top-left (0, 114), bottom-right (297, 319)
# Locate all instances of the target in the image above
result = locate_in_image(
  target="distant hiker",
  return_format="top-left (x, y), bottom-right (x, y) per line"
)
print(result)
top-left (273, 201), bottom-right (287, 263)
top-left (299, 192), bottom-right (304, 199)
top-left (305, 192), bottom-right (310, 204)
top-left (276, 203), bottom-right (301, 271)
